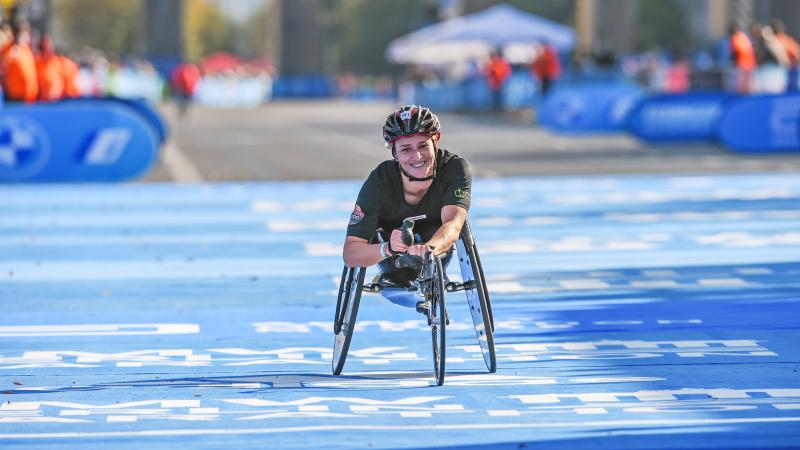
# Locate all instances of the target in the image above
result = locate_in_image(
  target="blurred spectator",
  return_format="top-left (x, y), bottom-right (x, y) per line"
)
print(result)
top-left (35, 35), bottom-right (63, 101)
top-left (1, 20), bottom-right (38, 103)
top-left (531, 40), bottom-right (561, 96)
top-left (335, 71), bottom-right (358, 98)
top-left (74, 47), bottom-right (105, 97)
top-left (170, 61), bottom-right (201, 118)
top-left (0, 22), bottom-right (9, 50)
top-left (483, 49), bottom-right (510, 111)
top-left (750, 22), bottom-right (777, 65)
top-left (771, 19), bottom-right (800, 92)
top-left (72, 50), bottom-right (164, 102)
top-left (193, 64), bottom-right (273, 108)
top-left (594, 48), bottom-right (617, 69)
top-left (58, 52), bottom-right (81, 98)
top-left (729, 22), bottom-right (756, 93)
top-left (0, 22), bottom-right (9, 64)
top-left (758, 23), bottom-right (789, 66)
top-left (664, 48), bottom-right (690, 93)
top-left (375, 76), bottom-right (394, 99)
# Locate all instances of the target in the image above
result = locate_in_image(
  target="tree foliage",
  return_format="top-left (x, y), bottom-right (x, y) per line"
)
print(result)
top-left (463, 0), bottom-right (574, 25)
top-left (636, 0), bottom-right (690, 52)
top-left (323, 0), bottom-right (575, 75)
top-left (184, 0), bottom-right (233, 61)
top-left (53, 0), bottom-right (140, 55)
top-left (322, 0), bottom-right (431, 75)
top-left (237, 1), bottom-right (273, 60)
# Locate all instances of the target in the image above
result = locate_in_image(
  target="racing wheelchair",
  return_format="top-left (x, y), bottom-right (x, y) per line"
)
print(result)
top-left (332, 218), bottom-right (495, 386)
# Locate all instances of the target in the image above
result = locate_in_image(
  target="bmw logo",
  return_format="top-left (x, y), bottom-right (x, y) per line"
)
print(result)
top-left (0, 115), bottom-right (51, 181)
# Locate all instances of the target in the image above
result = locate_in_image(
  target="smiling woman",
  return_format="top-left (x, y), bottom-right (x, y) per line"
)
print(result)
top-left (395, 135), bottom-right (437, 183)
top-left (342, 105), bottom-right (471, 280)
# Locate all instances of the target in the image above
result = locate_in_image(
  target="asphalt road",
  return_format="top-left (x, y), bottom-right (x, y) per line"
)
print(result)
top-left (143, 100), bottom-right (800, 182)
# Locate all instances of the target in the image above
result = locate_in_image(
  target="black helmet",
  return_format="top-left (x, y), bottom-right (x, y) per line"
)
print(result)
top-left (382, 105), bottom-right (441, 146)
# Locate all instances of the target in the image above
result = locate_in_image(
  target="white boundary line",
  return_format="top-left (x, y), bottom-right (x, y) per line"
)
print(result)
top-left (161, 139), bottom-right (203, 183)
top-left (1, 416), bottom-right (799, 439)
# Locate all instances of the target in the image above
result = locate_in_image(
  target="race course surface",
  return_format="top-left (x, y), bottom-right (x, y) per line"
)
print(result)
top-left (1, 172), bottom-right (799, 449)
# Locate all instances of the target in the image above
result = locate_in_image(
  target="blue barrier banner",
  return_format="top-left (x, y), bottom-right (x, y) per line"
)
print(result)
top-left (110, 98), bottom-right (168, 144)
top-left (402, 70), bottom-right (537, 112)
top-left (0, 101), bottom-right (159, 182)
top-left (538, 84), bottom-right (643, 133)
top-left (401, 80), bottom-right (470, 112)
top-left (502, 71), bottom-right (538, 110)
top-left (272, 76), bottom-right (333, 98)
top-left (718, 95), bottom-right (800, 153)
top-left (628, 93), bottom-right (730, 142)
top-left (63, 97), bottom-right (168, 145)
top-left (464, 77), bottom-right (492, 110)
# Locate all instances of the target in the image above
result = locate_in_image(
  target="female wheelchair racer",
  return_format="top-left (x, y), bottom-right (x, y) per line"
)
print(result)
top-left (333, 105), bottom-right (495, 386)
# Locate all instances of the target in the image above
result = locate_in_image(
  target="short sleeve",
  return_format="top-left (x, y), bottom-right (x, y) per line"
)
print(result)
top-left (346, 169), bottom-right (384, 240)
top-left (441, 156), bottom-right (472, 211)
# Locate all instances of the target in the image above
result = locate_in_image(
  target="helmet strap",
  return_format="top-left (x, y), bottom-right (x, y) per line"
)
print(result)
top-left (399, 165), bottom-right (435, 182)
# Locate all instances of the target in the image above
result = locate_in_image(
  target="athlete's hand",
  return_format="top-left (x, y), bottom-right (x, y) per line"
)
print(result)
top-left (407, 244), bottom-right (430, 257)
top-left (390, 229), bottom-right (409, 253)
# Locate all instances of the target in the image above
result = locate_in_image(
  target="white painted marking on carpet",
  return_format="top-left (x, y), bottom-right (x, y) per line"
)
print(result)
top-left (162, 139), bottom-right (203, 183)
top-left (0, 324), bottom-right (199, 337)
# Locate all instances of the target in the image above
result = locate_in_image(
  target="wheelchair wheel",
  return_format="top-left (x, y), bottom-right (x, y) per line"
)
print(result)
top-left (428, 254), bottom-right (447, 386)
top-left (471, 235), bottom-right (495, 332)
top-left (457, 221), bottom-right (497, 373)
top-left (333, 266), bottom-right (348, 334)
top-left (332, 264), bottom-right (366, 375)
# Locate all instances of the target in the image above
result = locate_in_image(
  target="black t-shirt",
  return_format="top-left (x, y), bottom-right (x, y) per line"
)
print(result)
top-left (347, 149), bottom-right (471, 242)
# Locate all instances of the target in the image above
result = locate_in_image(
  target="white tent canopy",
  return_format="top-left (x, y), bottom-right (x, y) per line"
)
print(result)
top-left (386, 4), bottom-right (577, 65)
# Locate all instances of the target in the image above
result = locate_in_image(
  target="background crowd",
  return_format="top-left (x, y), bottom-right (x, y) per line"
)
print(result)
top-left (613, 19), bottom-right (800, 95)
top-left (0, 18), bottom-right (80, 103)
top-left (3, 2), bottom-right (800, 112)
top-left (0, 6), bottom-right (274, 109)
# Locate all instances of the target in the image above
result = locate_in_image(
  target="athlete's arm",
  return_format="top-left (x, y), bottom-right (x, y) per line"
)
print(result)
top-left (412, 205), bottom-right (467, 257)
top-left (343, 236), bottom-right (386, 268)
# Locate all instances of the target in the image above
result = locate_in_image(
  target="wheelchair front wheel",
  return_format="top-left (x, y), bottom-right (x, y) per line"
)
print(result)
top-left (332, 265), bottom-right (366, 375)
top-left (428, 254), bottom-right (447, 386)
top-left (333, 266), bottom-right (349, 335)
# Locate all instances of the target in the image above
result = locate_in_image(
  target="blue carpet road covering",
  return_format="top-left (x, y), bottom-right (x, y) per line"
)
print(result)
top-left (0, 173), bottom-right (799, 449)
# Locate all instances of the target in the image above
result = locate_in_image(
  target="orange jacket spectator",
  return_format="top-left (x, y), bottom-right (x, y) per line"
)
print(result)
top-left (484, 53), bottom-right (510, 92)
top-left (59, 55), bottom-right (81, 98)
top-left (35, 36), bottom-right (63, 101)
top-left (731, 29), bottom-right (756, 70)
top-left (531, 44), bottom-right (561, 81)
top-left (2, 40), bottom-right (38, 103)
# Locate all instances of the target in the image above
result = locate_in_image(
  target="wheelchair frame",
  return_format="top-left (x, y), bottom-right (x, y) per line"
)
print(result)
top-left (332, 219), bottom-right (496, 385)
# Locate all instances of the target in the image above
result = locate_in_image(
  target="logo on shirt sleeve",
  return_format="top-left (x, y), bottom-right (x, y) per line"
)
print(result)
top-left (454, 187), bottom-right (470, 200)
top-left (349, 204), bottom-right (365, 225)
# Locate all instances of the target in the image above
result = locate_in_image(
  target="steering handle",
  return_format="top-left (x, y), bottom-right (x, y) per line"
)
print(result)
top-left (392, 219), bottom-right (434, 270)
top-left (400, 218), bottom-right (415, 246)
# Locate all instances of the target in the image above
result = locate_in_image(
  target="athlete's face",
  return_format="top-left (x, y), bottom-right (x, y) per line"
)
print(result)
top-left (395, 135), bottom-right (436, 179)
